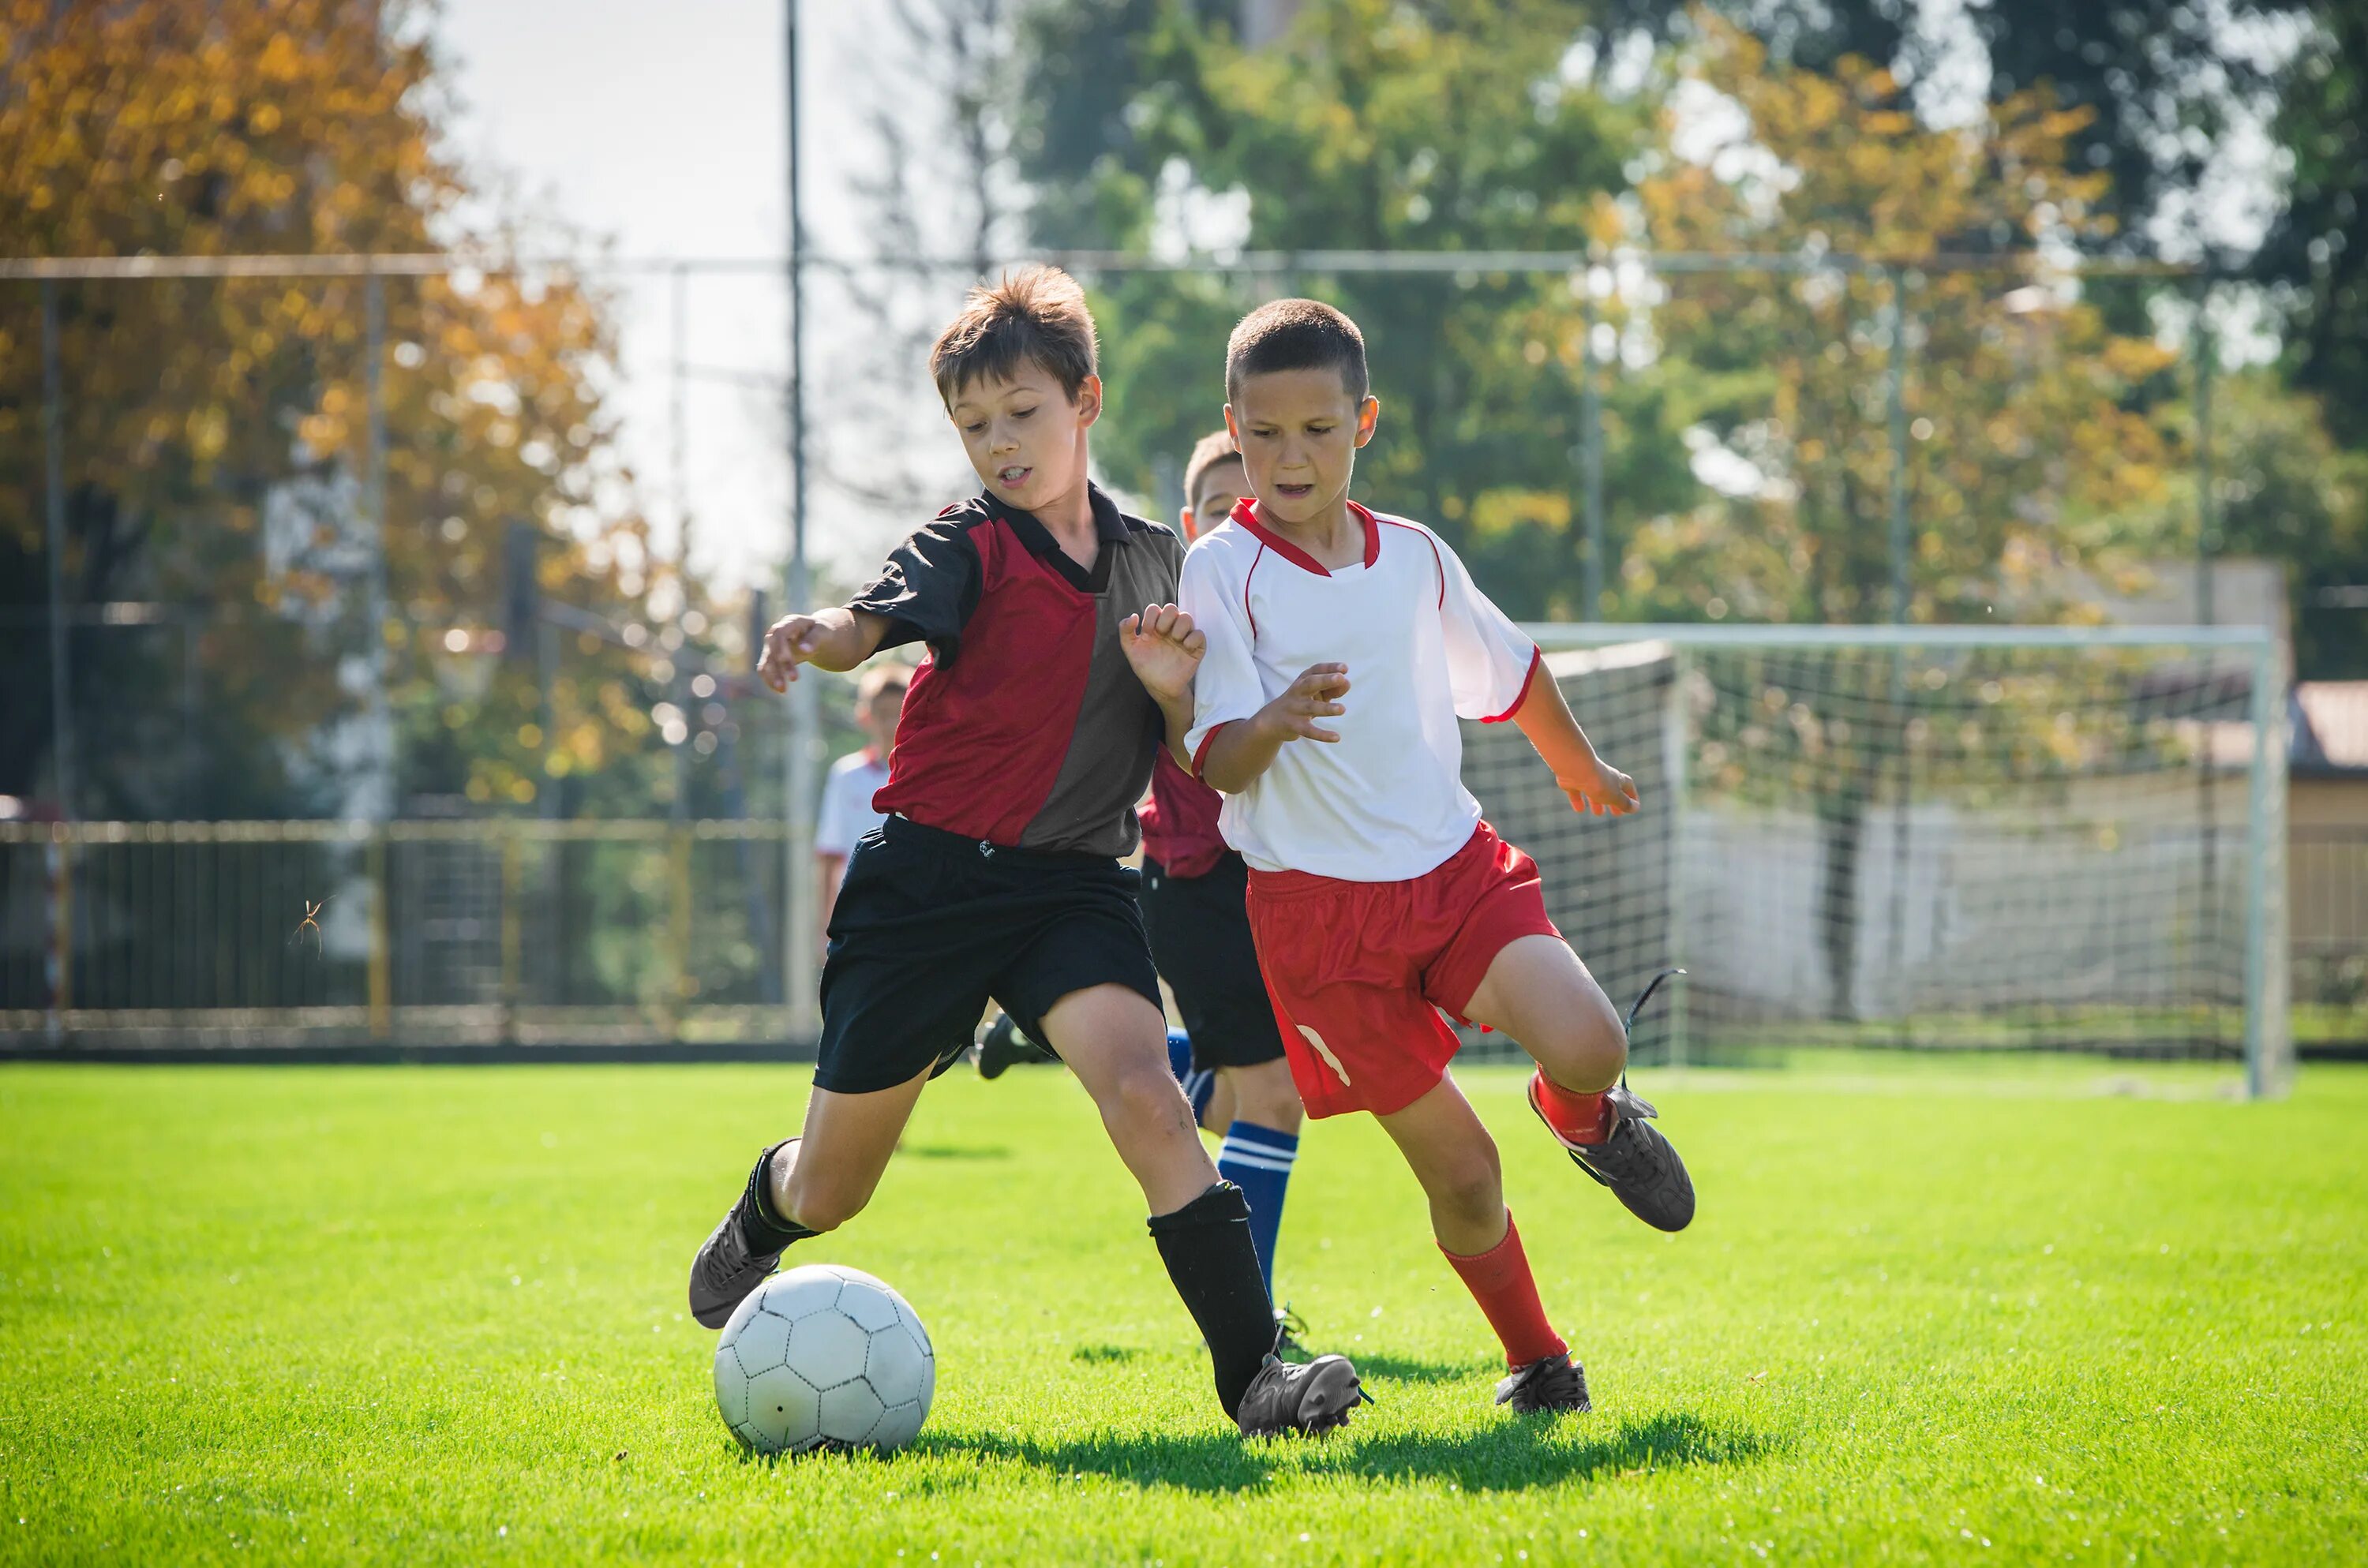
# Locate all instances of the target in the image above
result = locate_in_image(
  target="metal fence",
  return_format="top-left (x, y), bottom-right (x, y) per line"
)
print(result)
top-left (0, 818), bottom-right (791, 1053)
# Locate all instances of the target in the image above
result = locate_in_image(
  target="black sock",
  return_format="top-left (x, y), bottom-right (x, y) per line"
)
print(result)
top-left (737, 1141), bottom-right (815, 1253)
top-left (1148, 1182), bottom-right (1280, 1418)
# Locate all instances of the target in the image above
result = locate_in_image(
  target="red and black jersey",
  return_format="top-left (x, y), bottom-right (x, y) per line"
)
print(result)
top-left (1139, 749), bottom-right (1229, 878)
top-left (849, 483), bottom-right (1184, 858)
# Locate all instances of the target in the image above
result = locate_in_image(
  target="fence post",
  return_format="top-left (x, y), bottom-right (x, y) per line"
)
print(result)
top-left (41, 279), bottom-right (77, 822)
top-left (666, 825), bottom-right (696, 1042)
top-left (46, 829), bottom-right (73, 1040)
top-left (367, 830), bottom-right (392, 1042)
top-left (1662, 646), bottom-right (1691, 1069)
top-left (1885, 265), bottom-right (1912, 624)
top-left (499, 828), bottom-right (523, 1044)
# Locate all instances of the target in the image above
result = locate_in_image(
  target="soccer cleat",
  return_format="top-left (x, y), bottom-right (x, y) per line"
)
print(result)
top-left (688, 1140), bottom-right (808, 1329)
top-left (1236, 1352), bottom-right (1369, 1439)
top-left (1530, 1077), bottom-right (1697, 1232)
top-left (1494, 1351), bottom-right (1592, 1414)
top-left (976, 1012), bottom-right (1054, 1080)
top-left (1273, 1303), bottom-right (1313, 1364)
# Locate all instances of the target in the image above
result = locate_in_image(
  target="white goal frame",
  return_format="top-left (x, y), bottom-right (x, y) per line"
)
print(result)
top-left (1508, 623), bottom-right (2291, 1098)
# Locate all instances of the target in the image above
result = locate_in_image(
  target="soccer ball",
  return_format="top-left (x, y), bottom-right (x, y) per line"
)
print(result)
top-left (714, 1264), bottom-right (935, 1455)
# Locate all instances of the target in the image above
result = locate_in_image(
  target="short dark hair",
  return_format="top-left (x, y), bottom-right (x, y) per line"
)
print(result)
top-left (857, 662), bottom-right (913, 707)
top-left (1182, 430), bottom-right (1243, 507)
top-left (1224, 298), bottom-right (1369, 402)
top-left (931, 264), bottom-right (1099, 405)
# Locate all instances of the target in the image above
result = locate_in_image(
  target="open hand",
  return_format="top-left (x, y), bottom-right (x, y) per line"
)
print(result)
top-left (1260, 663), bottom-right (1351, 743)
top-left (757, 614), bottom-right (825, 692)
top-left (1557, 754), bottom-right (1639, 816)
top-left (1119, 603), bottom-right (1205, 704)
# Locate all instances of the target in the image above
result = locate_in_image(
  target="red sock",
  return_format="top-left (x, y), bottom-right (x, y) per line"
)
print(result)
top-left (1531, 1069), bottom-right (1612, 1144)
top-left (1441, 1212), bottom-right (1567, 1369)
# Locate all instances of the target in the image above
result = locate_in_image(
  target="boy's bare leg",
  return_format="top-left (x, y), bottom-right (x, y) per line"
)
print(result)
top-left (1039, 984), bottom-right (1218, 1212)
top-left (769, 1065), bottom-right (935, 1233)
top-left (1377, 1075), bottom-right (1575, 1395)
top-left (1374, 1075), bottom-right (1509, 1255)
top-left (1200, 1071), bottom-right (1237, 1136)
top-left (1463, 934), bottom-right (1695, 1233)
top-left (687, 1061), bottom-right (931, 1327)
top-left (1459, 934), bottom-right (1627, 1094)
top-left (1216, 1057), bottom-right (1302, 1135)
top-left (1041, 982), bottom-right (1364, 1432)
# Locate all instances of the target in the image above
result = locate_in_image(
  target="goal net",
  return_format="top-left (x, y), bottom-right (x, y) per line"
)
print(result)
top-left (1459, 626), bottom-right (2290, 1093)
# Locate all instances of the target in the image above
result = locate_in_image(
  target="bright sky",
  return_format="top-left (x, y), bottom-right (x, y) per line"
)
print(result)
top-left (436, 0), bottom-right (915, 592)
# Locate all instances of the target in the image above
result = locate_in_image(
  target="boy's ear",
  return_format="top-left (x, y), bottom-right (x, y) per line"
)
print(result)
top-left (1073, 373), bottom-right (1103, 428)
top-left (1354, 395), bottom-right (1381, 448)
top-left (1223, 403), bottom-right (1238, 446)
top-left (1178, 506), bottom-right (1199, 543)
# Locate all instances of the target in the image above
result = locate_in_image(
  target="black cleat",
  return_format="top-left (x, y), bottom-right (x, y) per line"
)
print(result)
top-left (976, 1012), bottom-right (1054, 1080)
top-left (1530, 1078), bottom-right (1696, 1232)
top-left (688, 1140), bottom-right (808, 1329)
top-left (1494, 1350), bottom-right (1591, 1413)
top-left (1237, 1352), bottom-right (1369, 1439)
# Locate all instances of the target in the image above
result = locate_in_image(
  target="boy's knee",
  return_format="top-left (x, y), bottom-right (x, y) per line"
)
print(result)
top-left (1427, 1143), bottom-right (1504, 1221)
top-left (1102, 1061), bottom-right (1194, 1139)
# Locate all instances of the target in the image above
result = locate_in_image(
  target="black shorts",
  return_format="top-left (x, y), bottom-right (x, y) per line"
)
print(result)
top-left (1140, 850), bottom-right (1288, 1071)
top-left (814, 815), bottom-right (1163, 1095)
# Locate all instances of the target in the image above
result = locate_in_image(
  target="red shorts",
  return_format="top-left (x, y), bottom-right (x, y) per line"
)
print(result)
top-left (1242, 821), bottom-right (1561, 1119)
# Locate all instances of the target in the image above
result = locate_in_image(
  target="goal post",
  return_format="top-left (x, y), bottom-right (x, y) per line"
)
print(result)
top-left (1459, 623), bottom-right (2291, 1097)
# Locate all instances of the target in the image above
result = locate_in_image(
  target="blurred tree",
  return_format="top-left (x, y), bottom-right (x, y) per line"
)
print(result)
top-left (2256, 7), bottom-right (2367, 447)
top-left (0, 0), bottom-right (673, 819)
top-left (1015, 0), bottom-right (1686, 612)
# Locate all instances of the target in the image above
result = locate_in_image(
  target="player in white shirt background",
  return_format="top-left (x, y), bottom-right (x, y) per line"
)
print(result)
top-left (814, 661), bottom-right (913, 932)
top-left (1144, 298), bottom-right (1697, 1417)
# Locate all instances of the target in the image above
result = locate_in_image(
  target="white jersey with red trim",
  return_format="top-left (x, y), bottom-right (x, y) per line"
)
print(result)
top-left (1180, 498), bottom-right (1542, 882)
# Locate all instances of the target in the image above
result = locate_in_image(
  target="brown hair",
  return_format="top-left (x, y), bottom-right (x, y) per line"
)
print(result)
top-left (1224, 297), bottom-right (1369, 402)
top-left (856, 662), bottom-right (913, 709)
top-left (1182, 430), bottom-right (1244, 509)
top-left (930, 264), bottom-right (1100, 405)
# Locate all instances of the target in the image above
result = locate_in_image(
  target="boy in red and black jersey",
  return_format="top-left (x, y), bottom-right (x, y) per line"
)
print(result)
top-left (684, 268), bottom-right (1362, 1440)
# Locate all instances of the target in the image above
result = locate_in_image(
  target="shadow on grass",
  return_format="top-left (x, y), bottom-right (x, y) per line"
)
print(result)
top-left (916, 1409), bottom-right (1770, 1495)
top-left (898, 1143), bottom-right (1012, 1161)
top-left (1071, 1344), bottom-right (1140, 1364)
top-left (1312, 1409), bottom-right (1777, 1492)
top-left (1350, 1353), bottom-right (1470, 1385)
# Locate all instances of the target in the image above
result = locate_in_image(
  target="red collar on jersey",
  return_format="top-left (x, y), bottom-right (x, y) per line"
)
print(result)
top-left (1230, 497), bottom-right (1381, 576)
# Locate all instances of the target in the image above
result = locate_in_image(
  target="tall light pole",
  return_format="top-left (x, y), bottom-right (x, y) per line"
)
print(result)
top-left (783, 0), bottom-right (820, 1039)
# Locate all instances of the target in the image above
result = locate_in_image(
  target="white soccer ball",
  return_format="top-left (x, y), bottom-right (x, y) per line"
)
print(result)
top-left (714, 1264), bottom-right (935, 1455)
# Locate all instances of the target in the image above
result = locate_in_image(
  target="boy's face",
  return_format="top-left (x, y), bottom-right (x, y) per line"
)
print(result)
top-left (946, 360), bottom-right (1100, 513)
top-left (1180, 456), bottom-right (1250, 543)
top-left (856, 690), bottom-right (898, 752)
top-left (1224, 366), bottom-right (1379, 528)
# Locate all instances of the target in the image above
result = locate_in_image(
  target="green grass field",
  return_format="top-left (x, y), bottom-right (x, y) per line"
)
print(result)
top-left (4, 1060), bottom-right (2365, 1566)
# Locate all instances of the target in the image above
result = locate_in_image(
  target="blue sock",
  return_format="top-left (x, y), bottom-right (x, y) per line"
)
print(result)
top-left (1216, 1121), bottom-right (1298, 1297)
top-left (1167, 1030), bottom-right (1220, 1123)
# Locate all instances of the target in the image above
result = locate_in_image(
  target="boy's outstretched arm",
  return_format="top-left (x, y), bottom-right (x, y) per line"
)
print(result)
top-left (1197, 664), bottom-right (1351, 793)
top-left (757, 608), bottom-right (890, 690)
top-left (1508, 659), bottom-right (1639, 817)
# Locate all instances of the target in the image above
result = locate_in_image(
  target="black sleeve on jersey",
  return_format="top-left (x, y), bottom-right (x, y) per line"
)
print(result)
top-left (846, 511), bottom-right (984, 664)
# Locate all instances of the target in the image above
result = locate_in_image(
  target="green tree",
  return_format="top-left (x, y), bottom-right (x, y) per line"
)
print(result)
top-left (0, 0), bottom-right (673, 818)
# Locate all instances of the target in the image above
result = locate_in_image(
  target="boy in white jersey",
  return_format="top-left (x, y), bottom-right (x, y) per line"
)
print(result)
top-left (1169, 299), bottom-right (1696, 1416)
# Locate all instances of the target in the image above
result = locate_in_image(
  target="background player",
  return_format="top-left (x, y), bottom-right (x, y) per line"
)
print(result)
top-left (1171, 298), bottom-right (1695, 1417)
top-left (1136, 430), bottom-right (1306, 1308)
top-left (814, 661), bottom-right (912, 932)
top-left (688, 268), bottom-right (1363, 1439)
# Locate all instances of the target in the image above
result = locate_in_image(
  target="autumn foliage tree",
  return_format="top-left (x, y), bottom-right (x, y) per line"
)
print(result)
top-left (0, 0), bottom-right (672, 818)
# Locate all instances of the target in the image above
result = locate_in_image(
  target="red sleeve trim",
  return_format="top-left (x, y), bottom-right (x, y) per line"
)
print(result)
top-left (1191, 720), bottom-right (1234, 779)
top-left (1482, 646), bottom-right (1545, 724)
